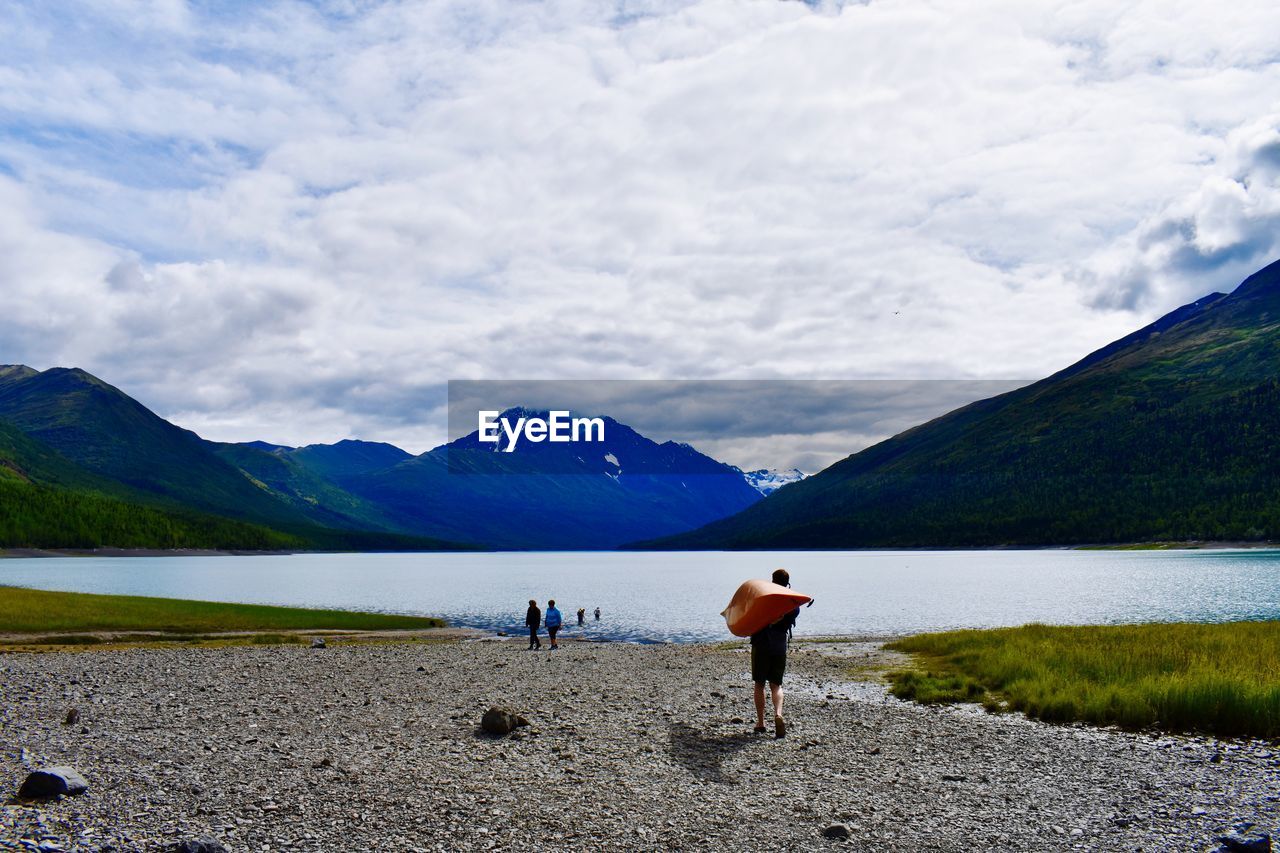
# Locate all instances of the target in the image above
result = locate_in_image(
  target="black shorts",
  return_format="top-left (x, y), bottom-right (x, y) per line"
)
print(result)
top-left (548, 626), bottom-right (560, 642)
top-left (751, 643), bottom-right (786, 684)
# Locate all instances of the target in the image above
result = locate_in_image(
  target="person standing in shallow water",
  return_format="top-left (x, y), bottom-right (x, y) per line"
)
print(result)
top-left (752, 568), bottom-right (799, 738)
top-left (576, 607), bottom-right (585, 627)
top-left (525, 599), bottom-right (542, 650)
top-left (594, 607), bottom-right (600, 621)
top-left (545, 599), bottom-right (563, 650)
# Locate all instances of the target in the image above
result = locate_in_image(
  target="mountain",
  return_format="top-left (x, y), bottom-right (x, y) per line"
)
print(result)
top-left (241, 440), bottom-right (294, 453)
top-left (640, 258), bottom-right (1280, 549)
top-left (0, 417), bottom-right (127, 493)
top-left (739, 468), bottom-right (806, 496)
top-left (0, 368), bottom-right (754, 550)
top-left (206, 441), bottom-right (407, 533)
top-left (0, 366), bottom-right (469, 551)
top-left (0, 416), bottom-right (304, 550)
top-left (313, 410), bottom-right (762, 549)
top-left (0, 366), bottom-right (315, 526)
top-left (287, 439), bottom-right (412, 479)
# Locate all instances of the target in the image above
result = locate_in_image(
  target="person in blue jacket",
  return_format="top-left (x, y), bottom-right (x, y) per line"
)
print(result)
top-left (545, 599), bottom-right (563, 650)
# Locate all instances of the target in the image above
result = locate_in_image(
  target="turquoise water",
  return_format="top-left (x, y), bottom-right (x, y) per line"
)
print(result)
top-left (1, 549), bottom-right (1278, 642)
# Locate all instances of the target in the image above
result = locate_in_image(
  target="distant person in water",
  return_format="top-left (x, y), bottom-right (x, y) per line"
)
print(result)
top-left (577, 607), bottom-right (585, 627)
top-left (545, 600), bottom-right (563, 650)
top-left (752, 568), bottom-right (799, 738)
top-left (594, 607), bottom-right (601, 621)
top-left (525, 599), bottom-right (542, 650)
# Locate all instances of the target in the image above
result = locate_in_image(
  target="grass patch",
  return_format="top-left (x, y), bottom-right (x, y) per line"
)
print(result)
top-left (888, 669), bottom-right (986, 704)
top-left (249, 633), bottom-right (307, 645)
top-left (885, 622), bottom-right (1280, 738)
top-left (0, 585), bottom-right (445, 634)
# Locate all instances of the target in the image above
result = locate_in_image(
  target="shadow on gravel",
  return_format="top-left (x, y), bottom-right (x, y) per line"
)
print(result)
top-left (667, 722), bottom-right (756, 784)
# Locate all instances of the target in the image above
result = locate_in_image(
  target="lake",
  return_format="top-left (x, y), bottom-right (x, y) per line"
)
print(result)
top-left (2, 549), bottom-right (1279, 643)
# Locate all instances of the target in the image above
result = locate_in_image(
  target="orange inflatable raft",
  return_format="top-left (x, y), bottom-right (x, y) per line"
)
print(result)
top-left (721, 578), bottom-right (813, 637)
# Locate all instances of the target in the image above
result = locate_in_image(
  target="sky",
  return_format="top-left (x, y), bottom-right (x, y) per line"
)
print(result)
top-left (1, 0), bottom-right (1279, 471)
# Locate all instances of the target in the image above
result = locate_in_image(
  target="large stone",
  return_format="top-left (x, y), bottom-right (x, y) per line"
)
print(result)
top-left (481, 707), bottom-right (528, 735)
top-left (310, 637), bottom-right (326, 649)
top-left (166, 839), bottom-right (229, 853)
top-left (821, 823), bottom-right (852, 840)
top-left (17, 766), bottom-right (89, 799)
top-left (1218, 832), bottom-right (1272, 853)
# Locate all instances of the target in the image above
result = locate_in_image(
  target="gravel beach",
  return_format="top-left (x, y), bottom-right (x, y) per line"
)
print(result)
top-left (2, 638), bottom-right (1277, 851)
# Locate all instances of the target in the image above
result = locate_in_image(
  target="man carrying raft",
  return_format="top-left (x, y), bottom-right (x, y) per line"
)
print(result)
top-left (721, 568), bottom-right (812, 739)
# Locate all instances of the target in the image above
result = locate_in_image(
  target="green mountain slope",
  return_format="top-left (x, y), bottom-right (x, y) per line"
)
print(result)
top-left (207, 441), bottom-right (406, 533)
top-left (641, 258), bottom-right (1280, 549)
top-left (0, 415), bottom-right (306, 549)
top-left (0, 418), bottom-right (124, 492)
top-left (0, 368), bottom-right (473, 551)
top-left (286, 440), bottom-right (412, 479)
top-left (0, 479), bottom-right (303, 550)
top-left (0, 367), bottom-right (315, 526)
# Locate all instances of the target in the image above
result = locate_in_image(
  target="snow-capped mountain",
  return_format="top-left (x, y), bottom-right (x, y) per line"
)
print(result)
top-left (740, 468), bottom-right (806, 496)
top-left (311, 408), bottom-right (764, 549)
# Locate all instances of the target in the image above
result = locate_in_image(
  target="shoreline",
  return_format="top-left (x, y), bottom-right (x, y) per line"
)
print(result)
top-left (2, 540), bottom-right (1277, 559)
top-left (0, 547), bottom-right (300, 559)
top-left (2, 636), bottom-right (1275, 851)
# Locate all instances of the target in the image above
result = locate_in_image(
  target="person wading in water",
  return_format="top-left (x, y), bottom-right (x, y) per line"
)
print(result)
top-left (751, 569), bottom-right (799, 738)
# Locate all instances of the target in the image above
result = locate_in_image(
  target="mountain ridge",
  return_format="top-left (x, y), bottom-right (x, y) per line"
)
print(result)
top-left (0, 373), bottom-right (763, 550)
top-left (0, 366), bottom-right (471, 551)
top-left (636, 258), bottom-right (1280, 549)
top-left (319, 408), bottom-right (763, 549)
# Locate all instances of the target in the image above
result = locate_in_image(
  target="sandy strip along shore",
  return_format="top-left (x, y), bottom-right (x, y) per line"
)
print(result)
top-left (2, 638), bottom-right (1277, 851)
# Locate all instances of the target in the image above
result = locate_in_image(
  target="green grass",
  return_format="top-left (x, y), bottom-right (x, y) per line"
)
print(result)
top-left (0, 585), bottom-right (445, 635)
top-left (886, 622), bottom-right (1280, 738)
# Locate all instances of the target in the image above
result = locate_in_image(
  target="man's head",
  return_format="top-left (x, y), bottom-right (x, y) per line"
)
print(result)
top-left (549, 599), bottom-right (556, 607)
top-left (772, 568), bottom-right (790, 587)
top-left (529, 599), bottom-right (536, 607)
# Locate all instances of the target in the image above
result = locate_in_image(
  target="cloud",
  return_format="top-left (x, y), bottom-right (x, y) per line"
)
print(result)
top-left (1075, 117), bottom-right (1280, 310)
top-left (0, 0), bottom-right (1278, 467)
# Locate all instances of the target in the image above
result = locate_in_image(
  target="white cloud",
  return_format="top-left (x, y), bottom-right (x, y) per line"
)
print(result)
top-left (1074, 116), bottom-right (1280, 310)
top-left (0, 0), bottom-right (1278, 465)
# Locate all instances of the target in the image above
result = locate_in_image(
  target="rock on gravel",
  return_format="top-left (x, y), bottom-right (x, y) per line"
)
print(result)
top-left (820, 823), bottom-right (851, 840)
top-left (481, 707), bottom-right (528, 735)
top-left (165, 838), bottom-right (229, 853)
top-left (1218, 831), bottom-right (1272, 852)
top-left (310, 637), bottom-right (326, 649)
top-left (17, 766), bottom-right (89, 799)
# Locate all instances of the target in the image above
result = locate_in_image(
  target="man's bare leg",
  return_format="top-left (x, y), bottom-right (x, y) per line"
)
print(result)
top-left (771, 682), bottom-right (785, 737)
top-left (754, 681), bottom-right (766, 729)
